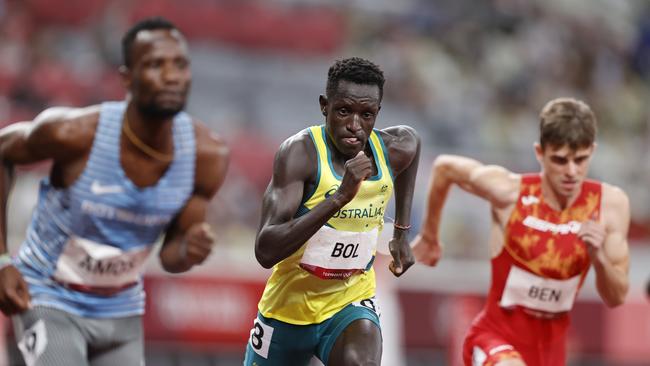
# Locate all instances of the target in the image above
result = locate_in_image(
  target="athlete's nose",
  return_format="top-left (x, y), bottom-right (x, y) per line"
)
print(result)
top-left (348, 113), bottom-right (362, 132)
top-left (566, 160), bottom-right (578, 177)
top-left (162, 62), bottom-right (182, 85)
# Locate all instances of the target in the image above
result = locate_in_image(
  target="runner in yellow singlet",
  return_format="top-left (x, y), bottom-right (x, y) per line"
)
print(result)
top-left (244, 57), bottom-right (420, 366)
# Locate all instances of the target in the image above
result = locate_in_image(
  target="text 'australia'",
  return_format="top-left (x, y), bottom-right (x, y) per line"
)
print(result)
top-left (332, 206), bottom-right (383, 219)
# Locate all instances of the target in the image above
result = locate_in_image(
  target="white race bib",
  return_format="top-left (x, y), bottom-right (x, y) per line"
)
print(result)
top-left (300, 226), bottom-right (378, 280)
top-left (18, 319), bottom-right (47, 366)
top-left (500, 266), bottom-right (581, 313)
top-left (53, 236), bottom-right (152, 288)
top-left (249, 317), bottom-right (274, 359)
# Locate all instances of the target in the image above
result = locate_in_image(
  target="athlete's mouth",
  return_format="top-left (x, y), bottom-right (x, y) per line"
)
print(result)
top-left (342, 137), bottom-right (361, 146)
top-left (561, 180), bottom-right (578, 189)
top-left (157, 90), bottom-right (184, 98)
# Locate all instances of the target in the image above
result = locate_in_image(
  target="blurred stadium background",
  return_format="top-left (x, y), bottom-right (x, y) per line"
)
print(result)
top-left (0, 0), bottom-right (649, 365)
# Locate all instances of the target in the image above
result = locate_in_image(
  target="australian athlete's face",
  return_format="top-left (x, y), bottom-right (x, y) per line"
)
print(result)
top-left (126, 29), bottom-right (192, 119)
top-left (321, 81), bottom-right (381, 158)
top-left (536, 144), bottom-right (594, 199)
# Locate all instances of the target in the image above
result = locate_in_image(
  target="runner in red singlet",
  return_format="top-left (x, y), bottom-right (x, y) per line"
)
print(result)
top-left (411, 98), bottom-right (630, 366)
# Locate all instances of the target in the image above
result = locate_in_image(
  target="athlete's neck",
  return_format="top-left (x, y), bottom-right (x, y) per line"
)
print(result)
top-left (124, 105), bottom-right (174, 153)
top-left (540, 176), bottom-right (581, 211)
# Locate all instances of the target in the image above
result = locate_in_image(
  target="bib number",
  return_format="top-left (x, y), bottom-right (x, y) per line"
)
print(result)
top-left (249, 317), bottom-right (274, 359)
top-left (300, 226), bottom-right (377, 280)
top-left (18, 320), bottom-right (47, 366)
top-left (352, 296), bottom-right (381, 318)
top-left (500, 266), bottom-right (581, 313)
top-left (53, 236), bottom-right (152, 288)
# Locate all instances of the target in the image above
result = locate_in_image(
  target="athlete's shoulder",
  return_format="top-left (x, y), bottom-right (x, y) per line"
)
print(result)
top-left (376, 125), bottom-right (420, 172)
top-left (283, 126), bottom-right (314, 145)
top-left (278, 127), bottom-right (316, 158)
top-left (191, 118), bottom-right (229, 163)
top-left (598, 182), bottom-right (631, 235)
top-left (274, 127), bottom-right (317, 180)
top-left (36, 104), bottom-right (99, 133)
top-left (31, 105), bottom-right (100, 155)
top-left (476, 164), bottom-right (521, 184)
top-left (601, 182), bottom-right (630, 212)
top-left (377, 125), bottom-right (419, 145)
top-left (463, 160), bottom-right (520, 208)
top-left (376, 125), bottom-right (420, 153)
top-left (188, 118), bottom-right (229, 198)
top-left (36, 104), bottom-right (100, 121)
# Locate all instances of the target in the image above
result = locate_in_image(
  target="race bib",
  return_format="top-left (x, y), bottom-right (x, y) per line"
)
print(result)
top-left (300, 226), bottom-right (377, 280)
top-left (18, 320), bottom-right (47, 366)
top-left (352, 296), bottom-right (381, 317)
top-left (53, 236), bottom-right (152, 288)
top-left (249, 317), bottom-right (274, 359)
top-left (500, 266), bottom-right (581, 313)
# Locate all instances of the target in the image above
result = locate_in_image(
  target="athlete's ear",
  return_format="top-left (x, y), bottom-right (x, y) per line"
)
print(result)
top-left (119, 65), bottom-right (132, 90)
top-left (319, 95), bottom-right (328, 116)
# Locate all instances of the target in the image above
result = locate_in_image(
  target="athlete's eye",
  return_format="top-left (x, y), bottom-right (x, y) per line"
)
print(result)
top-left (147, 59), bottom-right (163, 68)
top-left (550, 157), bottom-right (568, 165)
top-left (175, 58), bottom-right (189, 69)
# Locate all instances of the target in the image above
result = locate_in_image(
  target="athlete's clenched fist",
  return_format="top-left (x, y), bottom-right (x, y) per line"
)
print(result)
top-left (337, 151), bottom-right (373, 202)
top-left (578, 219), bottom-right (606, 260)
top-left (181, 222), bottom-right (216, 266)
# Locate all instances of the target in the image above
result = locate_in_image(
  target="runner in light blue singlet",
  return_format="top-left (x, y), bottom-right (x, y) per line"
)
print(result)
top-left (0, 17), bottom-right (229, 366)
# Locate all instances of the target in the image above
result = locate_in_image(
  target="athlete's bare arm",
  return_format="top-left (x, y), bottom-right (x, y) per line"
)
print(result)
top-left (255, 131), bottom-right (372, 269)
top-left (378, 126), bottom-right (420, 276)
top-left (0, 107), bottom-right (97, 315)
top-left (159, 121), bottom-right (229, 273)
top-left (579, 184), bottom-right (630, 307)
top-left (411, 154), bottom-right (520, 266)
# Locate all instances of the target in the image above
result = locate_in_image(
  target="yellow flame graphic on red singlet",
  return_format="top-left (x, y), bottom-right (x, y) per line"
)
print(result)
top-left (505, 178), bottom-right (600, 279)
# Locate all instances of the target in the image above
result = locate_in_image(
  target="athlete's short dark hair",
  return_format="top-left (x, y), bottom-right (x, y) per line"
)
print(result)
top-left (326, 57), bottom-right (385, 100)
top-left (539, 98), bottom-right (597, 150)
top-left (122, 17), bottom-right (178, 67)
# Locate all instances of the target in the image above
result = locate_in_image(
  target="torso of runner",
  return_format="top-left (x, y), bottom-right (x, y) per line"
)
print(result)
top-left (257, 125), bottom-right (394, 325)
top-left (14, 101), bottom-right (196, 318)
top-left (486, 174), bottom-right (601, 337)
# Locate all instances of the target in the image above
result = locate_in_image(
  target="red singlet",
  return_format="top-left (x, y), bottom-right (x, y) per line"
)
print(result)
top-left (464, 174), bottom-right (601, 366)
